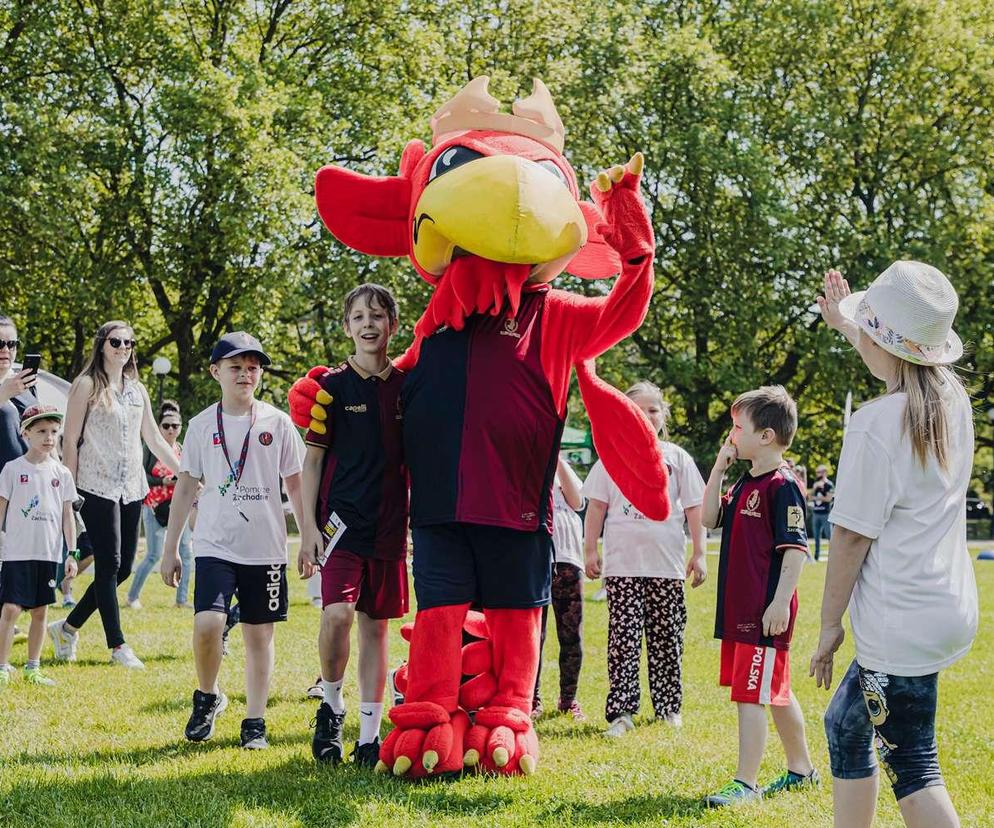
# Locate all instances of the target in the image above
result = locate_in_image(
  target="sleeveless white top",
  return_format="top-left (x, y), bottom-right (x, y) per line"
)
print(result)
top-left (76, 379), bottom-right (149, 503)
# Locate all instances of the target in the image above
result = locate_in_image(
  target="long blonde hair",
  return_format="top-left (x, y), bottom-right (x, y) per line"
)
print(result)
top-left (891, 361), bottom-right (958, 469)
top-left (74, 320), bottom-right (139, 408)
top-left (625, 380), bottom-right (670, 440)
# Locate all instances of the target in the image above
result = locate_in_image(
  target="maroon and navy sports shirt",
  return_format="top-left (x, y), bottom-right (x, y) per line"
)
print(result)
top-left (401, 289), bottom-right (563, 535)
top-left (714, 466), bottom-right (808, 650)
top-left (305, 358), bottom-right (408, 560)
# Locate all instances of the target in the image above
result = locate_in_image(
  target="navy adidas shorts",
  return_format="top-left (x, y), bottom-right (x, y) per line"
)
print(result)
top-left (411, 522), bottom-right (552, 610)
top-left (0, 560), bottom-right (58, 609)
top-left (193, 557), bottom-right (288, 624)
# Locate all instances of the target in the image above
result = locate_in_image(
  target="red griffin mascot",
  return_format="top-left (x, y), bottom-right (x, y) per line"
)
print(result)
top-left (289, 77), bottom-right (670, 777)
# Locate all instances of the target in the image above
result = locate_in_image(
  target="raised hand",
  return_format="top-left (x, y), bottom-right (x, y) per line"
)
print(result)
top-left (589, 152), bottom-right (654, 261)
top-left (817, 269), bottom-right (853, 333)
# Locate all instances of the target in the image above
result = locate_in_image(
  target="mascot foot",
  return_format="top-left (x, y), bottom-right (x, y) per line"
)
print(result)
top-left (463, 706), bottom-right (539, 776)
top-left (375, 702), bottom-right (469, 778)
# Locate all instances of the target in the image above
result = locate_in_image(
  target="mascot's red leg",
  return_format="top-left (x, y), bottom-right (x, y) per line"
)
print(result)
top-left (378, 603), bottom-right (470, 777)
top-left (464, 608), bottom-right (542, 775)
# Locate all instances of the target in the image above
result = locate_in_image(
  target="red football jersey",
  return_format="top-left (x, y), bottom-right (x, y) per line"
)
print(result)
top-left (714, 466), bottom-right (808, 650)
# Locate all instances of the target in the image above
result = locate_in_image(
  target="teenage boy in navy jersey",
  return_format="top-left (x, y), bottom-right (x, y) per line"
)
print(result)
top-left (299, 284), bottom-right (409, 768)
top-left (701, 385), bottom-right (818, 807)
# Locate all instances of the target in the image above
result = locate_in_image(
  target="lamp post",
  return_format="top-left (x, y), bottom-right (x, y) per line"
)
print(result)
top-left (152, 356), bottom-right (171, 413)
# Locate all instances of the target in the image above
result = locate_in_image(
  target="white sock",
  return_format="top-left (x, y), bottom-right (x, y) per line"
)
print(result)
top-left (358, 702), bottom-right (383, 745)
top-left (322, 679), bottom-right (345, 714)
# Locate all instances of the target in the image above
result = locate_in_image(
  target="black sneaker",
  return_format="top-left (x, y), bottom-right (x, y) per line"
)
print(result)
top-left (352, 738), bottom-right (380, 768)
top-left (185, 689), bottom-right (228, 741)
top-left (311, 702), bottom-right (345, 763)
top-left (240, 717), bottom-right (268, 750)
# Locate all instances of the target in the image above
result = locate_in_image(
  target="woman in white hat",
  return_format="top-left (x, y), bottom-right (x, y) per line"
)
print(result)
top-left (809, 263), bottom-right (977, 828)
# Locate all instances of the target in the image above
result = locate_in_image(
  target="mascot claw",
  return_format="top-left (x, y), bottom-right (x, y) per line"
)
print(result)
top-left (376, 703), bottom-right (470, 778)
top-left (463, 707), bottom-right (539, 776)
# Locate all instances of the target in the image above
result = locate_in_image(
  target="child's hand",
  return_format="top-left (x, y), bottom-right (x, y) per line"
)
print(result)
top-left (160, 549), bottom-right (181, 588)
top-left (762, 600), bottom-right (790, 637)
top-left (685, 553), bottom-right (707, 588)
top-left (297, 532), bottom-right (320, 579)
top-left (584, 547), bottom-right (602, 580)
top-left (809, 623), bottom-right (845, 689)
top-left (817, 269), bottom-right (852, 332)
top-left (714, 431), bottom-right (737, 473)
top-left (65, 557), bottom-right (78, 579)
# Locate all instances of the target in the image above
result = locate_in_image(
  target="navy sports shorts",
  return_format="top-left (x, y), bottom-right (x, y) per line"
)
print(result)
top-left (411, 522), bottom-right (552, 610)
top-left (193, 557), bottom-right (288, 624)
top-left (0, 560), bottom-right (58, 609)
top-left (825, 659), bottom-right (943, 801)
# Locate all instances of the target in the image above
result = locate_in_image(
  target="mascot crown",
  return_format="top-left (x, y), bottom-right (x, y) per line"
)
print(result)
top-left (430, 76), bottom-right (566, 154)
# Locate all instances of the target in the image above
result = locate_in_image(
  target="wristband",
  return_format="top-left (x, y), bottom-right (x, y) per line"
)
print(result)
top-left (68, 548), bottom-right (81, 561)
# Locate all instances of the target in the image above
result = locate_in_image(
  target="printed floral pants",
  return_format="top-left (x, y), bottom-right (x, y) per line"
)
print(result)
top-left (605, 576), bottom-right (686, 722)
top-left (534, 563), bottom-right (584, 705)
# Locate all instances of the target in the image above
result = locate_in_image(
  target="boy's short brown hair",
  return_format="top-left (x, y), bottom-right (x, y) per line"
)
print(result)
top-left (731, 385), bottom-right (797, 448)
top-left (343, 283), bottom-right (398, 326)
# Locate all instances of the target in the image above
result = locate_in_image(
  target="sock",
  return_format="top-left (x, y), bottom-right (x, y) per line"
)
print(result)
top-left (25, 659), bottom-right (40, 670)
top-left (358, 702), bottom-right (383, 745)
top-left (322, 679), bottom-right (345, 714)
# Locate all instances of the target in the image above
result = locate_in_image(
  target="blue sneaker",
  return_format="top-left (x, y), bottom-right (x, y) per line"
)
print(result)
top-left (762, 768), bottom-right (821, 796)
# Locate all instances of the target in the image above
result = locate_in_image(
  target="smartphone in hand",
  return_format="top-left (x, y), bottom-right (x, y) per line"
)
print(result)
top-left (21, 354), bottom-right (41, 398)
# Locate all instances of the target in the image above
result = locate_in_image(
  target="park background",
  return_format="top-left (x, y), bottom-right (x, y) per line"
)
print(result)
top-left (1, 2), bottom-right (994, 826)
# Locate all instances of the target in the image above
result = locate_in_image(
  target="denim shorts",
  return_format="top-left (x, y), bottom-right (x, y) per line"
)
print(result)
top-left (824, 660), bottom-right (944, 801)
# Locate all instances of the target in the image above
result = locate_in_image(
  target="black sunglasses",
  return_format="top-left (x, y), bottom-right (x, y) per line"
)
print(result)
top-left (0, 339), bottom-right (19, 350)
top-left (105, 337), bottom-right (136, 350)
top-left (160, 422), bottom-right (181, 430)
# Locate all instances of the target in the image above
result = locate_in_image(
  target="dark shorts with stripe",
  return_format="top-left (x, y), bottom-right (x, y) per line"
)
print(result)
top-left (411, 523), bottom-right (552, 610)
top-left (193, 557), bottom-right (288, 624)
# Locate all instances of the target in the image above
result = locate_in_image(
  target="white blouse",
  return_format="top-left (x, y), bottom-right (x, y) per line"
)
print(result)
top-left (76, 379), bottom-right (149, 504)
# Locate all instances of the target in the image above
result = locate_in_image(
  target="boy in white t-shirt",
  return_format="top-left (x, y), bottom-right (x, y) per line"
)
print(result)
top-left (583, 382), bottom-right (707, 736)
top-left (161, 332), bottom-right (308, 749)
top-left (0, 405), bottom-right (78, 687)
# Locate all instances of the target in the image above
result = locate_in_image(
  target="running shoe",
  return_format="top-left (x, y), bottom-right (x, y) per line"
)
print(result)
top-left (762, 768), bottom-right (821, 796)
top-left (306, 676), bottom-right (324, 699)
top-left (705, 779), bottom-right (762, 808)
top-left (590, 586), bottom-right (607, 601)
top-left (125, 598), bottom-right (143, 610)
top-left (657, 711), bottom-right (683, 727)
top-left (530, 698), bottom-right (544, 721)
top-left (47, 620), bottom-right (78, 661)
top-left (352, 738), bottom-right (380, 768)
top-left (311, 702), bottom-right (345, 763)
top-left (240, 718), bottom-right (269, 750)
top-left (386, 667), bottom-right (404, 706)
top-left (185, 689), bottom-right (228, 741)
top-left (61, 597), bottom-right (77, 609)
top-left (23, 667), bottom-right (56, 686)
top-left (110, 644), bottom-right (145, 669)
top-left (558, 698), bottom-right (587, 721)
top-left (603, 714), bottom-right (635, 737)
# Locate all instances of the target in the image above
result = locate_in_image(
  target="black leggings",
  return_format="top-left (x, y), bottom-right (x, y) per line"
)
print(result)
top-left (65, 491), bottom-right (142, 648)
top-left (534, 563), bottom-right (584, 705)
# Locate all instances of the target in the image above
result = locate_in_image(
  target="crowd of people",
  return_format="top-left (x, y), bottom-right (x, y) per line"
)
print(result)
top-left (0, 261), bottom-right (979, 828)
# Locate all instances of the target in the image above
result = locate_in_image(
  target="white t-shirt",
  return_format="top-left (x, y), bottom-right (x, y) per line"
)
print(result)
top-left (182, 401), bottom-right (304, 566)
top-left (552, 483), bottom-right (584, 571)
top-left (831, 382), bottom-right (978, 676)
top-left (0, 455), bottom-right (77, 563)
top-left (582, 441), bottom-right (705, 579)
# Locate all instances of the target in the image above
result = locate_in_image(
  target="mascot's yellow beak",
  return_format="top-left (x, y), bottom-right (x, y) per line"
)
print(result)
top-left (412, 154), bottom-right (587, 277)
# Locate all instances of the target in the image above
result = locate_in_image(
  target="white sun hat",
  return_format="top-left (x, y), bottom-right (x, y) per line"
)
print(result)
top-left (837, 260), bottom-right (963, 365)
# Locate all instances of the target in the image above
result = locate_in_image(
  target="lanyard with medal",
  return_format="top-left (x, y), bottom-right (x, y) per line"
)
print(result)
top-left (216, 402), bottom-right (255, 522)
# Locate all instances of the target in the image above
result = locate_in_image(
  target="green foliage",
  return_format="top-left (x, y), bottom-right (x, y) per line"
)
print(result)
top-left (1, 0), bottom-right (992, 486)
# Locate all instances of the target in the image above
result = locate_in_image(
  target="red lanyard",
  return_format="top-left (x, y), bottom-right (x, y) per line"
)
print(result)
top-left (216, 403), bottom-right (255, 491)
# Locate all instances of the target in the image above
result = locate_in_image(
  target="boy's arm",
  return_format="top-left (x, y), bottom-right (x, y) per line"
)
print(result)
top-left (761, 548), bottom-right (806, 636)
top-left (62, 501), bottom-right (78, 578)
top-left (161, 473), bottom-right (199, 586)
top-left (702, 432), bottom-right (736, 529)
top-left (0, 497), bottom-right (7, 536)
top-left (583, 498), bottom-right (608, 579)
top-left (684, 504), bottom-right (707, 587)
top-left (297, 445), bottom-right (326, 572)
top-left (556, 457), bottom-right (584, 511)
top-left (283, 470), bottom-right (315, 578)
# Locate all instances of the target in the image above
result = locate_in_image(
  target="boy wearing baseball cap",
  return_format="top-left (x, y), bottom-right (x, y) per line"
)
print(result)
top-left (161, 332), bottom-right (309, 748)
top-left (0, 405), bottom-right (78, 687)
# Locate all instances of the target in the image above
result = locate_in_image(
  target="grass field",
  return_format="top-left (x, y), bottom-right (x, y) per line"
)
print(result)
top-left (1, 543), bottom-right (992, 827)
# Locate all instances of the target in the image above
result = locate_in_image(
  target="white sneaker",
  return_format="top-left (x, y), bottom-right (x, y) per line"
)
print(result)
top-left (659, 712), bottom-right (683, 728)
top-left (48, 620), bottom-right (78, 661)
top-left (110, 644), bottom-right (145, 669)
top-left (603, 714), bottom-right (635, 737)
top-left (590, 587), bottom-right (607, 602)
top-left (126, 598), bottom-right (143, 610)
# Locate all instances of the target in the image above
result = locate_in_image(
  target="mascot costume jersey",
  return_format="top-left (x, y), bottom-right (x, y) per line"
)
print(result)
top-left (289, 77), bottom-right (669, 777)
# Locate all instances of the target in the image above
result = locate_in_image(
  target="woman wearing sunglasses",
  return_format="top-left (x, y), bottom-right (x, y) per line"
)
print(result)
top-left (126, 400), bottom-right (194, 610)
top-left (0, 315), bottom-right (35, 476)
top-left (48, 321), bottom-right (179, 669)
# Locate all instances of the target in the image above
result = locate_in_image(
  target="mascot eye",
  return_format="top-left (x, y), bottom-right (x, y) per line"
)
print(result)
top-left (428, 146), bottom-right (484, 182)
top-left (538, 160), bottom-right (569, 188)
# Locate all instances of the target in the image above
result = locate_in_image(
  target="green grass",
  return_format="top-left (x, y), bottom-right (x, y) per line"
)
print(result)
top-left (1, 545), bottom-right (993, 827)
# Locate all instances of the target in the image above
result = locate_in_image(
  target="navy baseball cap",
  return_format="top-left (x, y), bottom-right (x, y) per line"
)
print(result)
top-left (210, 332), bottom-right (272, 366)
